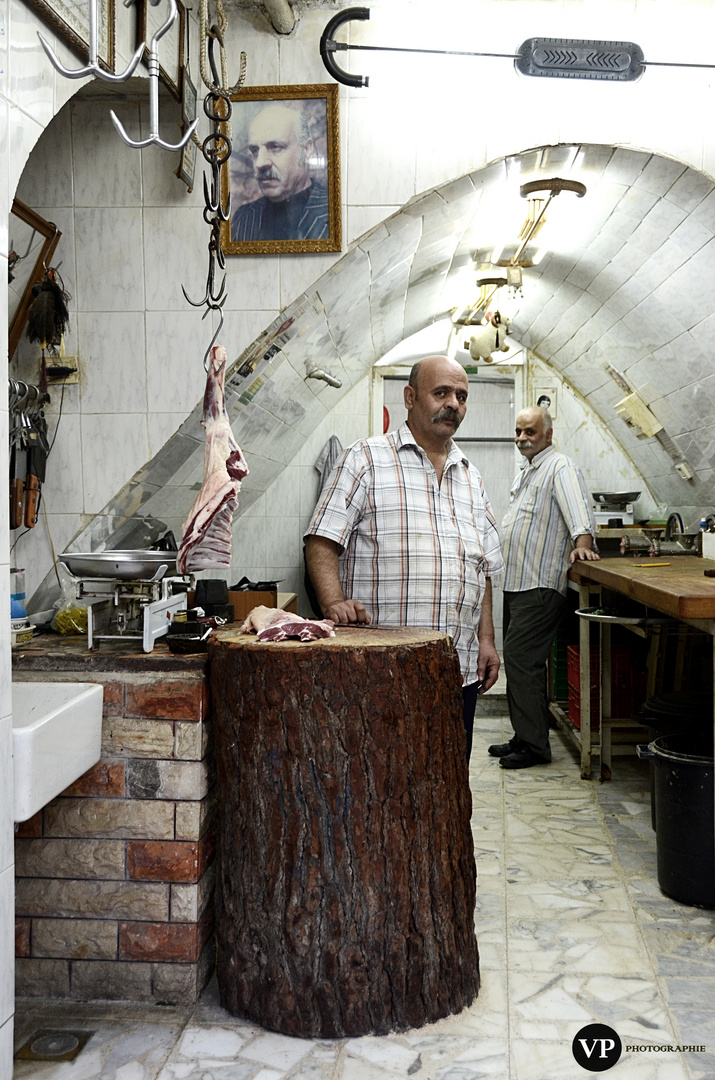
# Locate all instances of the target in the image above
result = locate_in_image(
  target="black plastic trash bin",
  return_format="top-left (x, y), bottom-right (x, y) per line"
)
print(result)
top-left (643, 732), bottom-right (714, 909)
top-left (634, 693), bottom-right (713, 830)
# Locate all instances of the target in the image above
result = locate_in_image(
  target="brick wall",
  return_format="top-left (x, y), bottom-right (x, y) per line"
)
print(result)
top-left (14, 667), bottom-right (216, 1005)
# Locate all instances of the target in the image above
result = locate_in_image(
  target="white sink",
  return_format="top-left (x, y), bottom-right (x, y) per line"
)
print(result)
top-left (12, 681), bottom-right (104, 822)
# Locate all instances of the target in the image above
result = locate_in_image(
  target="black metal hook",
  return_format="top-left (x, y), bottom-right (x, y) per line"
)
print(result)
top-left (320, 7), bottom-right (370, 87)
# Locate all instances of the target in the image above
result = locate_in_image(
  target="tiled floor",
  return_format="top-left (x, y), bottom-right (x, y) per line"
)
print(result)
top-left (13, 706), bottom-right (715, 1080)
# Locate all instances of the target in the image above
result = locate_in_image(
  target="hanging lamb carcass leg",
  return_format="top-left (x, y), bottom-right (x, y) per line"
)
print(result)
top-left (177, 345), bottom-right (248, 573)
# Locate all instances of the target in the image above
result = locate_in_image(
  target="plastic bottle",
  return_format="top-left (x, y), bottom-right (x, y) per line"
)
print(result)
top-left (10, 567), bottom-right (27, 623)
top-left (698, 519), bottom-right (708, 557)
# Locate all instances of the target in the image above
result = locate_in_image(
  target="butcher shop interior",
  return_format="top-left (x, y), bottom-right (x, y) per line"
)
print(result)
top-left (4, 0), bottom-right (715, 1076)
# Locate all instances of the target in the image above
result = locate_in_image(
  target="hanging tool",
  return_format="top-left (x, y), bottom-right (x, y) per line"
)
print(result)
top-left (8, 382), bottom-right (32, 530)
top-left (9, 431), bottom-right (25, 530)
top-left (24, 404), bottom-right (50, 529)
top-left (38, 0), bottom-right (144, 82)
top-left (8, 379), bottom-right (52, 530)
top-left (182, 11), bottom-right (245, 369)
top-left (110, 0), bottom-right (199, 151)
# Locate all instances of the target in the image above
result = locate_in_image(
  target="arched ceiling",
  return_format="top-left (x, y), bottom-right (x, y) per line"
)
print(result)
top-left (63, 142), bottom-right (715, 562)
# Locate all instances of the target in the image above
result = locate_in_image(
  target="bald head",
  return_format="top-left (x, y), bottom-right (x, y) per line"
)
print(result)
top-left (404, 355), bottom-right (469, 451)
top-left (408, 354), bottom-right (467, 390)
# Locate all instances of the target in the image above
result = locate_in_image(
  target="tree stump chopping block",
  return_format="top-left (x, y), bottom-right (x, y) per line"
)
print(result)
top-left (208, 625), bottom-right (479, 1038)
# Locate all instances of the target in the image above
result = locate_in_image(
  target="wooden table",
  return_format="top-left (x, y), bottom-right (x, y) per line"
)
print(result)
top-left (565, 557), bottom-right (715, 780)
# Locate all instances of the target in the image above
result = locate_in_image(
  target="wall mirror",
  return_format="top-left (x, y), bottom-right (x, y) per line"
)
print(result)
top-left (8, 199), bottom-right (62, 359)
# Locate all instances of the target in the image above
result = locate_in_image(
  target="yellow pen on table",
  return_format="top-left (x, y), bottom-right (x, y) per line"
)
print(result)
top-left (634, 562), bottom-right (670, 567)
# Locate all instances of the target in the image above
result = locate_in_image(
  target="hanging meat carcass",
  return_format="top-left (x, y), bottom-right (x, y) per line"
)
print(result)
top-left (177, 345), bottom-right (248, 573)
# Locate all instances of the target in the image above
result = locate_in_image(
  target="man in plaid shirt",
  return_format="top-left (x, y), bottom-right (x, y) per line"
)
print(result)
top-left (305, 354), bottom-right (504, 759)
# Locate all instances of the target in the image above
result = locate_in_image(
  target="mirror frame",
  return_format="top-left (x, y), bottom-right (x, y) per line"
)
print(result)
top-left (9, 199), bottom-right (62, 359)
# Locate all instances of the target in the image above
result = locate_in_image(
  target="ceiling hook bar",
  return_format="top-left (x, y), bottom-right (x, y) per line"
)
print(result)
top-left (38, 0), bottom-right (144, 82)
top-left (320, 7), bottom-right (370, 87)
top-left (110, 0), bottom-right (200, 150)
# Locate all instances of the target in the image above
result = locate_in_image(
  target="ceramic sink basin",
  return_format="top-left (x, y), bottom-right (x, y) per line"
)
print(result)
top-left (12, 681), bottom-right (104, 822)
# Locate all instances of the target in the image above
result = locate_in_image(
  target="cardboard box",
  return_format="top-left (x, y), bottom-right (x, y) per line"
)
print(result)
top-left (229, 590), bottom-right (278, 622)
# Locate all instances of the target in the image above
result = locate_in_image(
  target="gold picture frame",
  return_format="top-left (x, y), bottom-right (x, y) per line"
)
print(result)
top-left (24, 0), bottom-right (115, 73)
top-left (221, 84), bottom-right (342, 256)
top-left (8, 200), bottom-right (62, 360)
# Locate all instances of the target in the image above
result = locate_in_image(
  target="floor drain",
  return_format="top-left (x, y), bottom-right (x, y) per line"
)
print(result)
top-left (15, 1029), bottom-right (94, 1062)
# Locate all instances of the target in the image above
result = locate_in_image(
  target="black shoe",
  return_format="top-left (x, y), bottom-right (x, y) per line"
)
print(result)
top-left (499, 747), bottom-right (551, 769)
top-left (488, 738), bottom-right (518, 758)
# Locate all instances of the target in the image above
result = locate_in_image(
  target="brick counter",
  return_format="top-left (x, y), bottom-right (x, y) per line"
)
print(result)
top-left (13, 637), bottom-right (216, 1005)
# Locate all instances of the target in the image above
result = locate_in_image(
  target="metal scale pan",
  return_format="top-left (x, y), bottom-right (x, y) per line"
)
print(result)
top-left (59, 550), bottom-right (177, 581)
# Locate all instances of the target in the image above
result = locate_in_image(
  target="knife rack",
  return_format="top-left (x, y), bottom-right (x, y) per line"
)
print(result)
top-left (8, 378), bottom-right (51, 531)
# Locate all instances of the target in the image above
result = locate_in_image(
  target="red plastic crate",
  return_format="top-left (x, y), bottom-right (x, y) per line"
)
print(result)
top-left (568, 685), bottom-right (600, 729)
top-left (566, 643), bottom-right (647, 728)
top-left (567, 645), bottom-right (599, 692)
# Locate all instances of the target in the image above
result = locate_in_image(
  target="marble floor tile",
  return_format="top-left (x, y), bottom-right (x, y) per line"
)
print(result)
top-left (12, 711), bottom-right (715, 1080)
top-left (14, 1021), bottom-right (183, 1080)
top-left (239, 1032), bottom-right (315, 1071)
top-left (506, 918), bottom-right (653, 975)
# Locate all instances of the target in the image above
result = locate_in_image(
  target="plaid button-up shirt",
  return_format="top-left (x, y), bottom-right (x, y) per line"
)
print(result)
top-left (305, 423), bottom-right (504, 685)
top-left (501, 445), bottom-right (597, 595)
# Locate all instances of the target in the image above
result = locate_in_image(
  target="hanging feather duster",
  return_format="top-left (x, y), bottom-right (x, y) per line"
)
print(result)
top-left (27, 269), bottom-right (71, 346)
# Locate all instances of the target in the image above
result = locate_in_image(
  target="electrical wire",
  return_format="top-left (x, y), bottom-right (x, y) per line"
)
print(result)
top-left (46, 374), bottom-right (68, 455)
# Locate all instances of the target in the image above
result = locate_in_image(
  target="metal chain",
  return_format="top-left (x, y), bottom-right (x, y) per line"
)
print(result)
top-left (183, 0), bottom-right (246, 369)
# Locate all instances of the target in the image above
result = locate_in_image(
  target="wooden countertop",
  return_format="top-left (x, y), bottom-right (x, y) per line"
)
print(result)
top-left (569, 556), bottom-right (715, 620)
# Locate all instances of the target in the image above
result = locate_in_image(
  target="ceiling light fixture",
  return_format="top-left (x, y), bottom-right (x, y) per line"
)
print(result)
top-left (453, 178), bottom-right (585, 324)
top-left (320, 9), bottom-right (715, 88)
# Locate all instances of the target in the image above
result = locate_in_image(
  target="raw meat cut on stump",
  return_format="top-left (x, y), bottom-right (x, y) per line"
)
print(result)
top-left (177, 345), bottom-right (248, 573)
top-left (209, 624), bottom-right (479, 1038)
top-left (240, 605), bottom-right (335, 641)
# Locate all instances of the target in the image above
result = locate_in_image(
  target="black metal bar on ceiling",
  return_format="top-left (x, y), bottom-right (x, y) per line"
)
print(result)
top-left (319, 9), bottom-right (715, 88)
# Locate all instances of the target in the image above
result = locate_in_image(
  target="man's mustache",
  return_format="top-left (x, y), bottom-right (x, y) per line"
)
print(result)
top-left (257, 167), bottom-right (280, 182)
top-left (432, 408), bottom-right (461, 427)
top-left (517, 440), bottom-right (534, 449)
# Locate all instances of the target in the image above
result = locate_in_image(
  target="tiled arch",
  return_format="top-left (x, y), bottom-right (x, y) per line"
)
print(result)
top-left (62, 143), bottom-right (715, 562)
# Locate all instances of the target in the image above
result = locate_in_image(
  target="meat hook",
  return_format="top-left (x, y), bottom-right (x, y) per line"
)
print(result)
top-left (202, 307), bottom-right (225, 372)
top-left (203, 166), bottom-right (230, 222)
top-left (181, 240), bottom-right (226, 308)
top-left (38, 0), bottom-right (145, 82)
top-left (110, 0), bottom-right (200, 150)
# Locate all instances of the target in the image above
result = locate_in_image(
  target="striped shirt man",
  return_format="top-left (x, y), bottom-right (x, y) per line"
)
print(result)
top-left (305, 422), bottom-right (504, 686)
top-left (501, 444), bottom-right (597, 595)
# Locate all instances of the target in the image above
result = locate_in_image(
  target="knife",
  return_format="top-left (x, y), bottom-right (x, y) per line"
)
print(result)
top-left (23, 408), bottom-right (49, 529)
top-left (9, 433), bottom-right (24, 530)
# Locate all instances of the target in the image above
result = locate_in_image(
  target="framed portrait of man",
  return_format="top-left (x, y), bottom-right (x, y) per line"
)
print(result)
top-left (221, 84), bottom-right (342, 255)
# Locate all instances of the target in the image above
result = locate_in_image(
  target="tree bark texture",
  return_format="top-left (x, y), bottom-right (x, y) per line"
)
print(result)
top-left (209, 625), bottom-right (478, 1038)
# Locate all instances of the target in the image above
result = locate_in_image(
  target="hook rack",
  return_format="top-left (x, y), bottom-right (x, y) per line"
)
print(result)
top-left (182, 27), bottom-right (237, 370)
top-left (38, 0), bottom-right (144, 82)
top-left (39, 0), bottom-right (197, 151)
top-left (110, 0), bottom-right (199, 151)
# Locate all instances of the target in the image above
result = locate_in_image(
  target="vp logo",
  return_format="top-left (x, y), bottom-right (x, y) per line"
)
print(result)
top-left (572, 1024), bottom-right (622, 1072)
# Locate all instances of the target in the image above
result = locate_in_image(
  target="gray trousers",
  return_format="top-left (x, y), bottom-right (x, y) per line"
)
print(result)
top-left (503, 589), bottom-right (567, 760)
